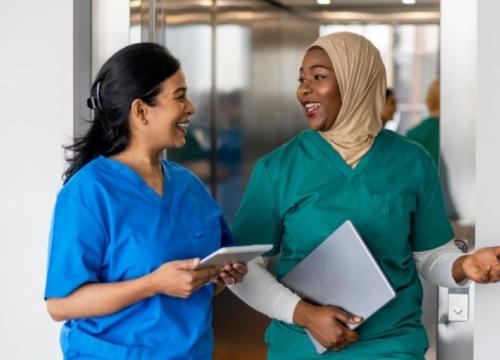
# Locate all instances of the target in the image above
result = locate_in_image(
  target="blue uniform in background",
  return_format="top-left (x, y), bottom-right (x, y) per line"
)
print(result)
top-left (45, 156), bottom-right (234, 359)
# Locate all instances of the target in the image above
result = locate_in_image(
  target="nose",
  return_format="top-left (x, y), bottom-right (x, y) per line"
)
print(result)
top-left (185, 97), bottom-right (195, 115)
top-left (298, 81), bottom-right (312, 97)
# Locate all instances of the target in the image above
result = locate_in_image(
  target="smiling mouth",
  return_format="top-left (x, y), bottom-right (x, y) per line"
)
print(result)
top-left (304, 102), bottom-right (320, 117)
top-left (176, 122), bottom-right (189, 133)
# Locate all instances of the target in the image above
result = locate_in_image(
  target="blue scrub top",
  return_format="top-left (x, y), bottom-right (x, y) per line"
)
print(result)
top-left (45, 156), bottom-right (234, 360)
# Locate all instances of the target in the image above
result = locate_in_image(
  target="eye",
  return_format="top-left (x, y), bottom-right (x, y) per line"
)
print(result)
top-left (314, 74), bottom-right (326, 80)
top-left (297, 77), bottom-right (304, 84)
top-left (176, 94), bottom-right (186, 102)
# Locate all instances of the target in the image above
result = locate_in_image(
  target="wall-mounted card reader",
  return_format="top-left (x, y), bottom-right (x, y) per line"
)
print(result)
top-left (448, 287), bottom-right (469, 322)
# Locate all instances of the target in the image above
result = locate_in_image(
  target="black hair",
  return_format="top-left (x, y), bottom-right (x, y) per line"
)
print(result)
top-left (385, 88), bottom-right (393, 99)
top-left (63, 42), bottom-right (180, 182)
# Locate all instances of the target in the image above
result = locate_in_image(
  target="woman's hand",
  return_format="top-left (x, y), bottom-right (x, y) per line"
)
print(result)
top-left (293, 300), bottom-right (362, 351)
top-left (453, 246), bottom-right (500, 283)
top-left (150, 258), bottom-right (218, 298)
top-left (212, 263), bottom-right (248, 287)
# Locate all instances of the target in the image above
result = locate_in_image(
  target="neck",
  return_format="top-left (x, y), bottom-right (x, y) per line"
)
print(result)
top-left (111, 143), bottom-right (163, 175)
top-left (111, 146), bottom-right (165, 197)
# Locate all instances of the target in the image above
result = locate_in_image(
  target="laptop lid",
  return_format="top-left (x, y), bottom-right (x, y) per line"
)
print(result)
top-left (280, 220), bottom-right (396, 353)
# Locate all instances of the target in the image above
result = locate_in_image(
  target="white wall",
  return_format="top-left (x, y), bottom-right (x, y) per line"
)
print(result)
top-left (91, 0), bottom-right (130, 78)
top-left (440, 0), bottom-right (476, 225)
top-left (475, 0), bottom-right (500, 358)
top-left (0, 1), bottom-right (73, 358)
top-left (442, 0), bottom-right (500, 359)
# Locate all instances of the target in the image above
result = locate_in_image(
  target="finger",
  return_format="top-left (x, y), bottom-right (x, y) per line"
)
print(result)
top-left (225, 268), bottom-right (241, 279)
top-left (191, 272), bottom-right (221, 291)
top-left (226, 271), bottom-right (243, 284)
top-left (493, 246), bottom-right (500, 260)
top-left (332, 309), bottom-right (363, 325)
top-left (219, 271), bottom-right (231, 282)
top-left (222, 264), bottom-right (233, 272)
top-left (219, 271), bottom-right (235, 286)
top-left (344, 329), bottom-right (359, 343)
top-left (221, 272), bottom-right (235, 286)
top-left (488, 264), bottom-right (500, 282)
top-left (470, 268), bottom-right (490, 283)
top-left (232, 263), bottom-right (248, 275)
top-left (330, 342), bottom-right (347, 352)
top-left (210, 276), bottom-right (225, 287)
top-left (174, 258), bottom-right (201, 270)
top-left (192, 268), bottom-right (219, 285)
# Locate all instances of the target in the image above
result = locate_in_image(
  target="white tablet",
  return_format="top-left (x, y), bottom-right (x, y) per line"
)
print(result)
top-left (195, 244), bottom-right (273, 269)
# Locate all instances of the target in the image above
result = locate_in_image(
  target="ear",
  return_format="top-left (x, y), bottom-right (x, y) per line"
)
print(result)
top-left (130, 98), bottom-right (149, 127)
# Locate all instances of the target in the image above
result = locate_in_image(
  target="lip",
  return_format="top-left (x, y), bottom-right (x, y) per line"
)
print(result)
top-left (176, 121), bottom-right (190, 134)
top-left (301, 101), bottom-right (321, 118)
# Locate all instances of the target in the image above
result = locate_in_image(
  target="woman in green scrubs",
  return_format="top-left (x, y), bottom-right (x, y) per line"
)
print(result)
top-left (230, 32), bottom-right (500, 359)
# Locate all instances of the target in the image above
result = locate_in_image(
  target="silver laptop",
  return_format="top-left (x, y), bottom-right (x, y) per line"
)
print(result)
top-left (281, 220), bottom-right (396, 353)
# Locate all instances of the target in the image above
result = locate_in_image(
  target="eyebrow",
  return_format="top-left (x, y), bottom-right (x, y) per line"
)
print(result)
top-left (173, 87), bottom-right (187, 94)
top-left (299, 64), bottom-right (332, 72)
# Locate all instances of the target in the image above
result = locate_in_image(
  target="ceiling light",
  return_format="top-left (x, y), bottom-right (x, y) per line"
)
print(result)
top-left (317, 0), bottom-right (331, 5)
top-left (402, 0), bottom-right (416, 4)
top-left (130, 0), bottom-right (141, 8)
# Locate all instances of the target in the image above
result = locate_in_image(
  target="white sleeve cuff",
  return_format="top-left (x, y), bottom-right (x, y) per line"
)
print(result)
top-left (414, 240), bottom-right (471, 288)
top-left (229, 256), bottom-right (301, 324)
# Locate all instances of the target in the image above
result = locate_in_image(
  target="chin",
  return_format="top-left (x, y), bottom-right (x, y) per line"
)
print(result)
top-left (308, 118), bottom-right (326, 131)
top-left (173, 139), bottom-right (186, 148)
top-left (166, 137), bottom-right (186, 149)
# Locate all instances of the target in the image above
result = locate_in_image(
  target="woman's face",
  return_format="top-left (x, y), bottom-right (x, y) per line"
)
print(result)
top-left (144, 69), bottom-right (195, 149)
top-left (297, 48), bottom-right (342, 131)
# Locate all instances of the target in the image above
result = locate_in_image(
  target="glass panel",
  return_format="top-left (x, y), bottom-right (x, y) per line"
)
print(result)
top-left (215, 25), bottom-right (250, 221)
top-left (164, 24), bottom-right (213, 188)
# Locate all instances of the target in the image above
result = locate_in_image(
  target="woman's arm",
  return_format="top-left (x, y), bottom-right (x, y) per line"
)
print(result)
top-left (453, 246), bottom-right (500, 283)
top-left (229, 256), bottom-right (300, 323)
top-left (413, 240), bottom-right (468, 287)
top-left (230, 256), bottom-right (360, 350)
top-left (414, 241), bottom-right (500, 286)
top-left (46, 258), bottom-right (217, 322)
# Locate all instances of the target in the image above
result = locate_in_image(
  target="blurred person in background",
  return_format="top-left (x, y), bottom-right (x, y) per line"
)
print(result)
top-left (381, 87), bottom-right (397, 127)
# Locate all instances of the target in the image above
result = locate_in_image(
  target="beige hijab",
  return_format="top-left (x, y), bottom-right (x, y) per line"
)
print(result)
top-left (309, 32), bottom-right (386, 167)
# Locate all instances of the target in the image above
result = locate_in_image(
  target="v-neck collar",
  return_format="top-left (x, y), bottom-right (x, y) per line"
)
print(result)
top-left (98, 156), bottom-right (171, 207)
top-left (305, 129), bottom-right (388, 178)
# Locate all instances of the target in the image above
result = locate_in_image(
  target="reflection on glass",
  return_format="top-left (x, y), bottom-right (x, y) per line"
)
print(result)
top-left (394, 24), bottom-right (439, 134)
top-left (215, 25), bottom-right (250, 222)
top-left (162, 23), bottom-right (250, 222)
top-left (164, 24), bottom-right (213, 187)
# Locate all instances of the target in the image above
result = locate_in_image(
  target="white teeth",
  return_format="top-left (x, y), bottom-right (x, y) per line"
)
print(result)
top-left (305, 102), bottom-right (320, 111)
top-left (177, 123), bottom-right (189, 130)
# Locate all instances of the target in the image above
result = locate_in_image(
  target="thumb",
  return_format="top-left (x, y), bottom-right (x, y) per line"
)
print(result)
top-left (175, 258), bottom-right (200, 270)
top-left (333, 308), bottom-right (363, 325)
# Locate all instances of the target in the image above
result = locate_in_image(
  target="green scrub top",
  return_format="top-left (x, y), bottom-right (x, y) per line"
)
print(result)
top-left (406, 116), bottom-right (440, 167)
top-left (232, 129), bottom-right (453, 359)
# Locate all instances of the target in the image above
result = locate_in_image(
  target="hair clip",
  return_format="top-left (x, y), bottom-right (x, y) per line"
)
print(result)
top-left (87, 81), bottom-right (103, 110)
top-left (87, 96), bottom-right (98, 109)
top-left (95, 82), bottom-right (103, 109)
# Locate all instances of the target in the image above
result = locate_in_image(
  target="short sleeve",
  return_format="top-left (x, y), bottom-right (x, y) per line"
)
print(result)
top-left (410, 158), bottom-right (455, 251)
top-left (231, 160), bottom-right (282, 255)
top-left (44, 193), bottom-right (107, 299)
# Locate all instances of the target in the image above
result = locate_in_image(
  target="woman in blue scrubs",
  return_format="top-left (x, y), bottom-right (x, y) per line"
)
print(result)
top-left (44, 43), bottom-right (246, 359)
